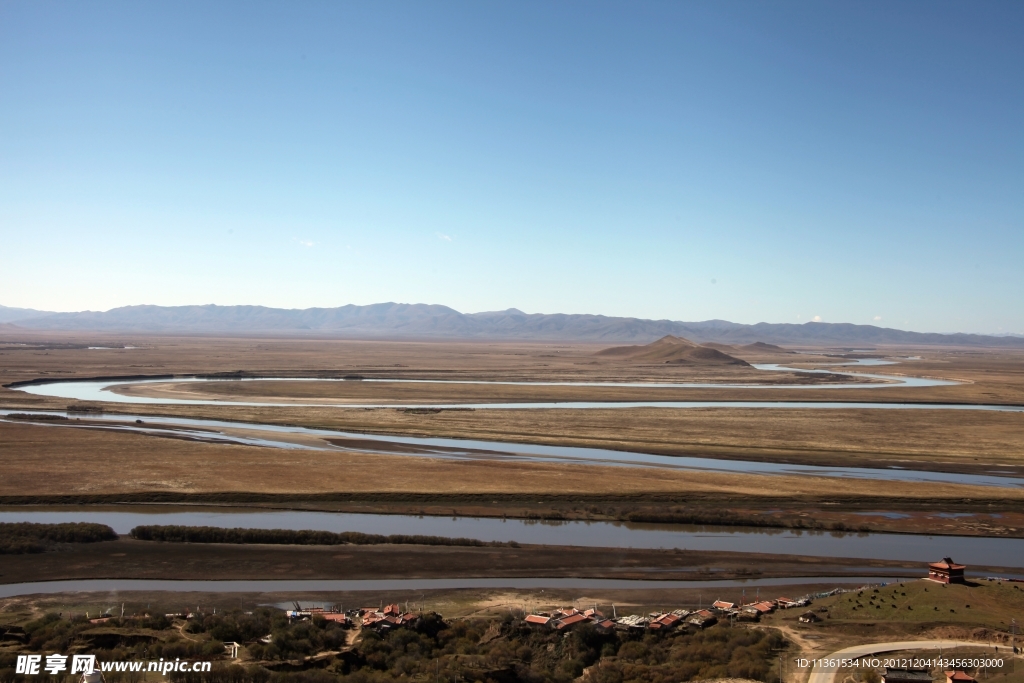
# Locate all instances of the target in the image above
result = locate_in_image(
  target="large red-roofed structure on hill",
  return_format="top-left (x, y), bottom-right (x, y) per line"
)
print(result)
top-left (927, 557), bottom-right (966, 584)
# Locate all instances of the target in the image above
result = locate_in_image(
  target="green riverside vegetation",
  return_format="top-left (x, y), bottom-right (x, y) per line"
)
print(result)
top-left (0, 522), bottom-right (117, 554)
top-left (129, 525), bottom-right (519, 548)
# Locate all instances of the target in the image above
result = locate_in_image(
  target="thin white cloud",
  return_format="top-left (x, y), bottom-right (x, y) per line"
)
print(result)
top-left (812, 315), bottom-right (822, 322)
top-left (436, 232), bottom-right (452, 242)
top-left (295, 239), bottom-right (315, 248)
top-left (873, 315), bottom-right (882, 321)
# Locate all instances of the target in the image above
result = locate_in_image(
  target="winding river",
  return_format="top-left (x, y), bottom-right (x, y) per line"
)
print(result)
top-left (3, 360), bottom-right (1020, 598)
top-left (7, 359), bottom-right (967, 409)
top-left (3, 359), bottom-right (1022, 487)
top-left (3, 409), bottom-right (1022, 487)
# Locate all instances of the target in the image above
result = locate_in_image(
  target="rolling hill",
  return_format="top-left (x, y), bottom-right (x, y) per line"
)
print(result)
top-left (596, 336), bottom-right (751, 365)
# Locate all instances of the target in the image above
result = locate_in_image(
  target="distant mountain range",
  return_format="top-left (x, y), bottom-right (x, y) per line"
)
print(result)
top-left (0, 304), bottom-right (54, 323)
top-left (2, 302), bottom-right (1022, 347)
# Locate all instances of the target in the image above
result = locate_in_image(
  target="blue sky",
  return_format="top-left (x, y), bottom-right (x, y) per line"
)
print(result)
top-left (1, 1), bottom-right (1021, 333)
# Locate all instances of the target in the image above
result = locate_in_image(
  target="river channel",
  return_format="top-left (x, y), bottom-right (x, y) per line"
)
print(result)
top-left (2, 509), bottom-right (1021, 568)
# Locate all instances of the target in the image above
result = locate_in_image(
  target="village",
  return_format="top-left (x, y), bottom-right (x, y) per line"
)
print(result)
top-left (283, 590), bottom-right (821, 636)
top-left (5, 556), bottom-right (1020, 683)
top-left (281, 557), bottom-right (973, 636)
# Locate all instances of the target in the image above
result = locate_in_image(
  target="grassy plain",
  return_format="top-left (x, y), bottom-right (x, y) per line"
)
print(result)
top-left (1, 332), bottom-right (1023, 538)
top-left (764, 579), bottom-right (1024, 683)
top-left (2, 334), bottom-right (1023, 474)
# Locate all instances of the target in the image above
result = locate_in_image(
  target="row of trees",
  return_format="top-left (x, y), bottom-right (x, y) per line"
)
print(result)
top-left (129, 525), bottom-right (518, 548)
top-left (624, 509), bottom-right (871, 533)
top-left (0, 522), bottom-right (117, 554)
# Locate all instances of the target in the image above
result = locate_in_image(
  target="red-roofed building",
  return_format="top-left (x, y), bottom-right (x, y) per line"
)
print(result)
top-left (928, 558), bottom-right (966, 584)
top-left (321, 613), bottom-right (349, 624)
top-left (648, 613), bottom-right (683, 630)
top-left (362, 606), bottom-right (417, 631)
top-left (946, 671), bottom-right (976, 683)
top-left (712, 600), bottom-right (735, 610)
top-left (524, 615), bottom-right (551, 627)
top-left (555, 613), bottom-right (589, 630)
top-left (687, 610), bottom-right (717, 629)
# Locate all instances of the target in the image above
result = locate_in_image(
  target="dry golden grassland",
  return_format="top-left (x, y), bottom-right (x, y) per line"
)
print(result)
top-left (92, 402), bottom-right (1023, 474)
top-left (7, 419), bottom-right (1014, 501)
top-left (817, 578), bottom-right (1024, 628)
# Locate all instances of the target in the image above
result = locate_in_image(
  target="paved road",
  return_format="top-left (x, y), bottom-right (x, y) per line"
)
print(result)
top-left (807, 640), bottom-right (965, 683)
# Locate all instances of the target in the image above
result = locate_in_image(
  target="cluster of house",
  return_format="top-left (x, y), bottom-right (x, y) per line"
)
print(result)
top-left (286, 604), bottom-right (419, 632)
top-left (359, 604), bottom-right (420, 632)
top-left (523, 596), bottom-right (812, 633)
top-left (524, 607), bottom-right (616, 631)
top-left (286, 605), bottom-right (351, 624)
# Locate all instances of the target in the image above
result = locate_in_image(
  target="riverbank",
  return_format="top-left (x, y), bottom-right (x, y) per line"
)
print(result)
top-left (0, 537), bottom-right (956, 586)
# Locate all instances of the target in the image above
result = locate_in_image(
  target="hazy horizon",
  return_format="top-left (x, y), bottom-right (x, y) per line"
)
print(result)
top-left (2, 2), bottom-right (1022, 334)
